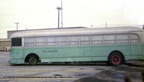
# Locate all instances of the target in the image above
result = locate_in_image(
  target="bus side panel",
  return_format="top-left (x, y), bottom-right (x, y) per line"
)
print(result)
top-left (126, 43), bottom-right (144, 60)
top-left (55, 44), bottom-right (130, 62)
top-left (10, 48), bottom-right (24, 64)
top-left (23, 44), bottom-right (131, 63)
top-left (22, 43), bottom-right (144, 63)
top-left (23, 44), bottom-right (144, 63)
top-left (90, 44), bottom-right (131, 61)
top-left (24, 47), bottom-right (74, 62)
top-left (143, 44), bottom-right (144, 58)
top-left (72, 45), bottom-right (109, 61)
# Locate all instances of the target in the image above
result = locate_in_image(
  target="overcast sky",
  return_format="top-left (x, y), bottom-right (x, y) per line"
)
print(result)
top-left (0, 0), bottom-right (144, 38)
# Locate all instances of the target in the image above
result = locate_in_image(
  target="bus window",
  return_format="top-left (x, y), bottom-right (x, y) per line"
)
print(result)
top-left (36, 37), bottom-right (45, 46)
top-left (80, 36), bottom-right (90, 45)
top-left (69, 36), bottom-right (79, 45)
top-left (11, 38), bottom-right (22, 47)
top-left (116, 34), bottom-right (129, 44)
top-left (24, 37), bottom-right (35, 47)
top-left (58, 36), bottom-right (68, 46)
top-left (104, 35), bottom-right (115, 44)
top-left (131, 34), bottom-right (140, 43)
top-left (47, 37), bottom-right (57, 46)
top-left (91, 35), bottom-right (103, 44)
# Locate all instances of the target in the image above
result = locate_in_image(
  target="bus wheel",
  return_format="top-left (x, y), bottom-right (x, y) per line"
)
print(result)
top-left (28, 56), bottom-right (38, 66)
top-left (108, 52), bottom-right (123, 66)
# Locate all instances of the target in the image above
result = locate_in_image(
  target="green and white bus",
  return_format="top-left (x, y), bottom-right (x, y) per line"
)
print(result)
top-left (10, 27), bottom-right (144, 65)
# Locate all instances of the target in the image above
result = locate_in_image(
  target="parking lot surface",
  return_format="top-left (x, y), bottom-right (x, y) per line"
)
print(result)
top-left (0, 51), bottom-right (144, 82)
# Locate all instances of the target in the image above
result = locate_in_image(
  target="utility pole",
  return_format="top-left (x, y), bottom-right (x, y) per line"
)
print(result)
top-left (57, 7), bottom-right (62, 29)
top-left (61, 0), bottom-right (63, 28)
top-left (15, 22), bottom-right (19, 30)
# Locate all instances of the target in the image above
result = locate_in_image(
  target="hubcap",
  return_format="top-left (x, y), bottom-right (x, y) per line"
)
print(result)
top-left (112, 55), bottom-right (120, 64)
top-left (28, 57), bottom-right (37, 65)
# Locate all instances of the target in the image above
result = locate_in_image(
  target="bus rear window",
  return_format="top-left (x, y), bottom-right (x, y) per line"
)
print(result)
top-left (12, 38), bottom-right (22, 47)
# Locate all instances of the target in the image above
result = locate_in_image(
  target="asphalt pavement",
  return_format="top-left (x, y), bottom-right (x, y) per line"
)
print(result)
top-left (0, 51), bottom-right (144, 82)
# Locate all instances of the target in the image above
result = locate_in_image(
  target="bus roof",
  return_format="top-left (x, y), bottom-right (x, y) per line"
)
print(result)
top-left (10, 27), bottom-right (143, 38)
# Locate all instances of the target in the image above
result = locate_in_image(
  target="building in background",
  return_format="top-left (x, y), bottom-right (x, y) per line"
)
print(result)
top-left (0, 39), bottom-right (10, 51)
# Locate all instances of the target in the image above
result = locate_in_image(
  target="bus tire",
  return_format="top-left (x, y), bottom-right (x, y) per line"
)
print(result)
top-left (28, 56), bottom-right (38, 66)
top-left (108, 52), bottom-right (123, 66)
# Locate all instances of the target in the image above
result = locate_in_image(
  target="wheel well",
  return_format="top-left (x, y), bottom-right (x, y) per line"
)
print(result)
top-left (108, 50), bottom-right (125, 61)
top-left (25, 53), bottom-right (41, 63)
